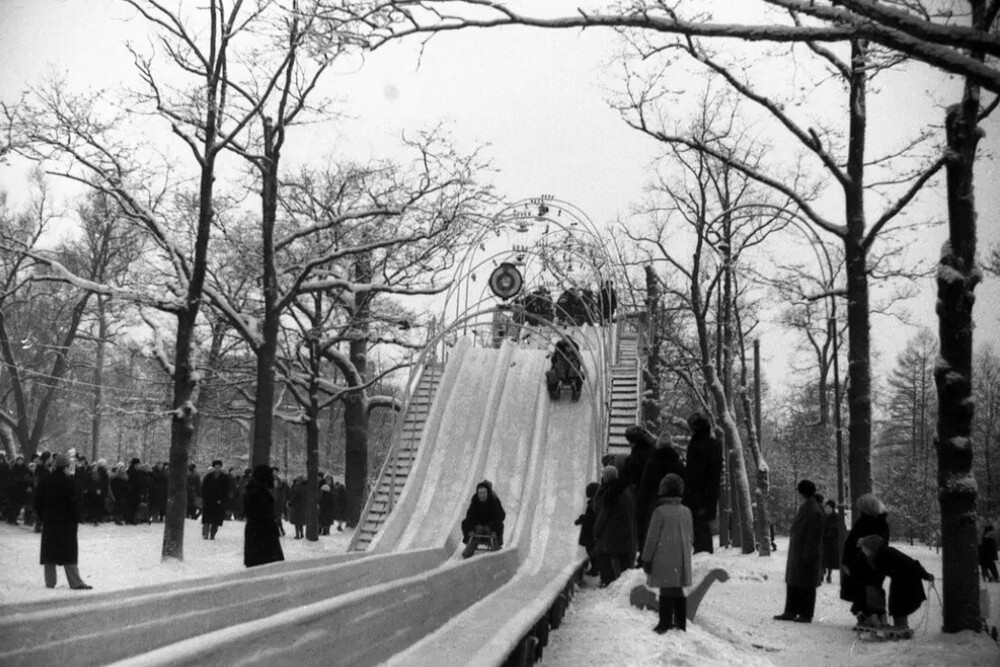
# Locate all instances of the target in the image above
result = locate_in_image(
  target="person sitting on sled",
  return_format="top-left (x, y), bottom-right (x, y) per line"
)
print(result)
top-left (857, 534), bottom-right (934, 634)
top-left (546, 335), bottom-right (584, 399)
top-left (461, 480), bottom-right (506, 558)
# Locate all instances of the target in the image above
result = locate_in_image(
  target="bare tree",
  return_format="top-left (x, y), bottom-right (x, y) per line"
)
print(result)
top-left (2, 0), bottom-right (318, 560)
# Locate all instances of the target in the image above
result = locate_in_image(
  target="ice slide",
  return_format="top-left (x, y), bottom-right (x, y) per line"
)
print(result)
top-left (0, 331), bottom-right (607, 666)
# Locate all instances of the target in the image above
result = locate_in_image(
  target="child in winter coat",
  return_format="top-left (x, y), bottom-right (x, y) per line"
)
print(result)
top-left (575, 482), bottom-right (600, 576)
top-left (640, 473), bottom-right (693, 633)
top-left (857, 534), bottom-right (934, 633)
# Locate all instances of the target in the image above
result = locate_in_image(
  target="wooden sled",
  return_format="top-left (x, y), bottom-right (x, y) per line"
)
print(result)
top-left (853, 625), bottom-right (914, 641)
top-left (629, 568), bottom-right (730, 620)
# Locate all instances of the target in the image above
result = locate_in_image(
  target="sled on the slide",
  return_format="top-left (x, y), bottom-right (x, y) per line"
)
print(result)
top-left (546, 337), bottom-right (584, 401)
top-left (629, 568), bottom-right (730, 620)
top-left (461, 529), bottom-right (500, 559)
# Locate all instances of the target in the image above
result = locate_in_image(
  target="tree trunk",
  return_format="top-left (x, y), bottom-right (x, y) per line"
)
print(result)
top-left (935, 48), bottom-right (984, 630)
top-left (641, 264), bottom-right (662, 433)
top-left (162, 137), bottom-right (217, 560)
top-left (344, 253), bottom-right (372, 527)
top-left (90, 296), bottom-right (108, 462)
top-left (305, 395), bottom-right (320, 541)
top-left (745, 339), bottom-right (771, 557)
top-left (843, 39), bottom-right (874, 507)
top-left (252, 117), bottom-right (280, 468)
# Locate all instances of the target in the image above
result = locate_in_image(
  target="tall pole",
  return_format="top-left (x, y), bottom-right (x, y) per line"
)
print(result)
top-left (830, 314), bottom-right (846, 535)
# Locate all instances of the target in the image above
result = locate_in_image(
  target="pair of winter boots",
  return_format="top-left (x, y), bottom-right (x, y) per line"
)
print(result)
top-left (653, 595), bottom-right (687, 634)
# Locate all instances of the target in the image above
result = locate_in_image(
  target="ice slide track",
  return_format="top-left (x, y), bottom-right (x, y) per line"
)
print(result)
top-left (0, 333), bottom-right (606, 666)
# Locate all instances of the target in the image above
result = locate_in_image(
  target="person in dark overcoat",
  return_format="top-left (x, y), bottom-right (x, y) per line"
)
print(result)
top-left (85, 460), bottom-right (110, 525)
top-left (6, 456), bottom-right (29, 524)
top-left (35, 454), bottom-right (92, 589)
top-left (592, 465), bottom-right (638, 585)
top-left (461, 480), bottom-right (506, 557)
top-left (243, 465), bottom-right (285, 568)
top-left (774, 479), bottom-right (824, 623)
top-left (858, 534), bottom-right (934, 630)
top-left (319, 479), bottom-right (335, 535)
top-left (841, 493), bottom-right (890, 621)
top-left (574, 482), bottom-right (600, 573)
top-left (979, 525), bottom-right (999, 582)
top-left (636, 438), bottom-right (686, 549)
top-left (289, 476), bottom-right (307, 539)
top-left (621, 425), bottom-right (656, 491)
top-left (186, 464), bottom-right (201, 519)
top-left (150, 462), bottom-right (168, 522)
top-left (201, 460), bottom-right (228, 540)
top-left (682, 413), bottom-right (723, 554)
top-left (109, 462), bottom-right (128, 525)
top-left (822, 499), bottom-right (844, 583)
top-left (333, 480), bottom-right (349, 531)
top-left (272, 469), bottom-right (287, 537)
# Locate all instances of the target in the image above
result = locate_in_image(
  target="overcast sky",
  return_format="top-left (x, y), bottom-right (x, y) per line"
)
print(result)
top-left (1, 0), bottom-right (998, 400)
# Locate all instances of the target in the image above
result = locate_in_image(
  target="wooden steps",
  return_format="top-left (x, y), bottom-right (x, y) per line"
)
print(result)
top-left (351, 365), bottom-right (444, 551)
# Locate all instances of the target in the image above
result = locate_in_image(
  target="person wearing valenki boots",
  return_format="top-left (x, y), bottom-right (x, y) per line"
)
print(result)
top-left (641, 473), bottom-right (693, 633)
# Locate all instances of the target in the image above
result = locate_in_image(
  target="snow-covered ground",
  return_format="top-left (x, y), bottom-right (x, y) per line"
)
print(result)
top-left (1, 521), bottom-right (997, 666)
top-left (548, 540), bottom-right (1000, 667)
top-left (0, 518), bottom-right (352, 605)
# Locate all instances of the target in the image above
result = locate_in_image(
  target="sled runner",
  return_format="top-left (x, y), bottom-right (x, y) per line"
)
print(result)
top-left (853, 625), bottom-right (914, 641)
top-left (461, 530), bottom-right (499, 559)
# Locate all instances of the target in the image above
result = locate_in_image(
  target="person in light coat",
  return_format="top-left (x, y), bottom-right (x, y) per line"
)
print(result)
top-left (640, 473), bottom-right (693, 633)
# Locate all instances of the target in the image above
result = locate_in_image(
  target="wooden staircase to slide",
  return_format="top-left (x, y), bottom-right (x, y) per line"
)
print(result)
top-left (350, 364), bottom-right (444, 552)
top-left (606, 330), bottom-right (640, 459)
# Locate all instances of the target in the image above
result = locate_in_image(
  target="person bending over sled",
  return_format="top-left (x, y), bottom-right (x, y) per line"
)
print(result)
top-left (461, 480), bottom-right (506, 559)
top-left (857, 534), bottom-right (934, 636)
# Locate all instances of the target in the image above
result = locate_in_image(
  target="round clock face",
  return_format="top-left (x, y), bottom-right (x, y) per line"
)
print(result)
top-left (489, 263), bottom-right (523, 300)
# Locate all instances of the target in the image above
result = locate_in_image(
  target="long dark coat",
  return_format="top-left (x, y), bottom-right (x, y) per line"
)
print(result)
top-left (35, 470), bottom-right (80, 565)
top-left (243, 480), bottom-right (284, 567)
top-left (593, 479), bottom-right (637, 559)
top-left (109, 470), bottom-right (128, 515)
top-left (186, 470), bottom-right (201, 508)
top-left (461, 486), bottom-right (506, 545)
top-left (682, 426), bottom-right (723, 521)
top-left (822, 511), bottom-right (844, 569)
top-left (840, 512), bottom-right (890, 603)
top-left (872, 546), bottom-right (931, 617)
top-left (201, 471), bottom-right (229, 526)
top-left (785, 496), bottom-right (824, 589)
top-left (319, 486), bottom-right (335, 527)
top-left (150, 467), bottom-right (168, 516)
top-left (332, 482), bottom-right (349, 523)
top-left (636, 444), bottom-right (685, 547)
top-left (289, 482), bottom-right (307, 526)
top-left (621, 426), bottom-right (655, 489)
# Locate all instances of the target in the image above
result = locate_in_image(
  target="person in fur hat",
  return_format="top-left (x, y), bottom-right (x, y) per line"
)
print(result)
top-left (641, 473), bottom-right (693, 633)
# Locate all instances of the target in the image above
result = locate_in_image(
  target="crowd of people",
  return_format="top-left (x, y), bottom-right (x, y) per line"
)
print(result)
top-left (0, 449), bottom-right (353, 586)
top-left (571, 414), bottom-right (722, 633)
top-left (570, 413), bottom-right (998, 639)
